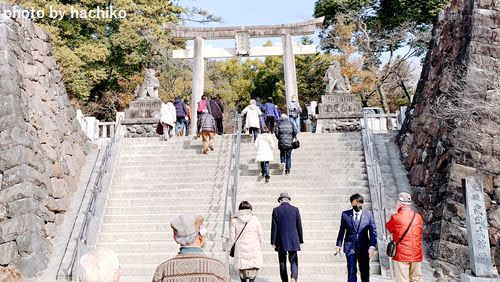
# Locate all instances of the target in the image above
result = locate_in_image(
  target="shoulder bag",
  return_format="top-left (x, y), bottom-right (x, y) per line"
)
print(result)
top-left (387, 212), bottom-right (416, 257)
top-left (230, 222), bottom-right (249, 257)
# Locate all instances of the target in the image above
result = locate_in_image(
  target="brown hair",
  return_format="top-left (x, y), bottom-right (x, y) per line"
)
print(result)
top-left (238, 201), bottom-right (253, 211)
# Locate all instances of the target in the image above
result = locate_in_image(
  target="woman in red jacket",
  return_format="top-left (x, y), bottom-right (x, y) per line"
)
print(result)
top-left (386, 192), bottom-right (423, 282)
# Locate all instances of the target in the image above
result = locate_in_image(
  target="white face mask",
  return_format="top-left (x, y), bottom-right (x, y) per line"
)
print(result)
top-left (199, 224), bottom-right (207, 236)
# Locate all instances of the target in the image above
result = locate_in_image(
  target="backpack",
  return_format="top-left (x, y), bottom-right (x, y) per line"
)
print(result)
top-left (197, 100), bottom-right (206, 113)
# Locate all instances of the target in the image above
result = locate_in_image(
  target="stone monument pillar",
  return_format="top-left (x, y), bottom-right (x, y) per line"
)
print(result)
top-left (122, 68), bottom-right (162, 137)
top-left (461, 177), bottom-right (500, 281)
top-left (316, 61), bottom-right (363, 132)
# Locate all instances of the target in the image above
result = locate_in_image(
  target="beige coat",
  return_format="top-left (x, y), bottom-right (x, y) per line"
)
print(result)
top-left (160, 102), bottom-right (176, 127)
top-left (229, 210), bottom-right (264, 270)
top-left (255, 133), bottom-right (275, 162)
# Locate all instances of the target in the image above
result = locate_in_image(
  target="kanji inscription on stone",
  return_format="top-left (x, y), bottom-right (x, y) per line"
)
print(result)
top-left (462, 177), bottom-right (492, 276)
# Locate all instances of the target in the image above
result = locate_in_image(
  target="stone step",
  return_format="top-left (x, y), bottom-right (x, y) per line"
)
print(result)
top-left (120, 140), bottom-right (364, 149)
top-left (108, 187), bottom-right (370, 198)
top-left (97, 240), bottom-right (342, 253)
top-left (112, 262), bottom-right (380, 278)
top-left (238, 174), bottom-right (368, 182)
top-left (107, 251), bottom-right (379, 266)
top-left (117, 155), bottom-right (365, 163)
top-left (120, 145), bottom-right (363, 153)
top-left (101, 223), bottom-right (340, 233)
top-left (121, 133), bottom-right (362, 143)
top-left (103, 203), bottom-right (372, 215)
top-left (118, 151), bottom-right (365, 160)
top-left (102, 208), bottom-right (372, 223)
top-left (111, 176), bottom-right (369, 186)
top-left (113, 168), bottom-right (367, 178)
top-left (116, 157), bottom-right (366, 167)
top-left (106, 195), bottom-right (368, 206)
top-left (99, 220), bottom-right (340, 233)
top-left (240, 168), bottom-right (367, 177)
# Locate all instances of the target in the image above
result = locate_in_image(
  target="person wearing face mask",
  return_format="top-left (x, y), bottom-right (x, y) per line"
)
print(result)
top-left (335, 194), bottom-right (377, 282)
top-left (152, 213), bottom-right (230, 282)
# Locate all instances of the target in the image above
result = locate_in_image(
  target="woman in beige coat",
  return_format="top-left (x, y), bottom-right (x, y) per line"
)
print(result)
top-left (230, 201), bottom-right (264, 282)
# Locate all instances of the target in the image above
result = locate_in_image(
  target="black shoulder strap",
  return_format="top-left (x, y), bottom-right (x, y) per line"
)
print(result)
top-left (397, 212), bottom-right (416, 244)
top-left (234, 222), bottom-right (249, 245)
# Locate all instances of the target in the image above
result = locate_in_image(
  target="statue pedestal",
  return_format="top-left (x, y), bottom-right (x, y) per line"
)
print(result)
top-left (316, 92), bottom-right (363, 132)
top-left (122, 99), bottom-right (162, 138)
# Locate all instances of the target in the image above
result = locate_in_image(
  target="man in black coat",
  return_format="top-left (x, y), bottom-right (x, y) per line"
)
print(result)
top-left (209, 95), bottom-right (224, 135)
top-left (271, 192), bottom-right (303, 282)
top-left (275, 114), bottom-right (297, 175)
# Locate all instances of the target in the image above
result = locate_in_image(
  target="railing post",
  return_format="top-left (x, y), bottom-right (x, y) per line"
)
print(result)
top-left (231, 115), bottom-right (242, 214)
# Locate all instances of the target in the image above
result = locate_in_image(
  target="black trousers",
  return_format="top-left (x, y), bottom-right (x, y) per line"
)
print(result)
top-left (278, 251), bottom-right (298, 282)
top-left (265, 116), bottom-right (275, 134)
top-left (347, 251), bottom-right (370, 282)
top-left (215, 118), bottom-right (223, 135)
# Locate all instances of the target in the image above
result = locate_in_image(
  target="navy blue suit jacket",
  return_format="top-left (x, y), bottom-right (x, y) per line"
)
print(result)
top-left (271, 202), bottom-right (304, 252)
top-left (336, 209), bottom-right (377, 255)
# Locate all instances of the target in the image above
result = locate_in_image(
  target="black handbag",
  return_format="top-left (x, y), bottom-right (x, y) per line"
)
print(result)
top-left (230, 222), bottom-right (248, 257)
top-left (156, 122), bottom-right (163, 135)
top-left (387, 212), bottom-right (416, 257)
top-left (292, 138), bottom-right (300, 149)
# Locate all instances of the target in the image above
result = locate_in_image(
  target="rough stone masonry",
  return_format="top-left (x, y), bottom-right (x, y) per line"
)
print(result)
top-left (398, 0), bottom-right (500, 279)
top-left (0, 3), bottom-right (90, 278)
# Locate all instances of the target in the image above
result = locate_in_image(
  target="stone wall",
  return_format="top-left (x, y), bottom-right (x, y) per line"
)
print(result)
top-left (397, 0), bottom-right (500, 279)
top-left (0, 4), bottom-right (90, 278)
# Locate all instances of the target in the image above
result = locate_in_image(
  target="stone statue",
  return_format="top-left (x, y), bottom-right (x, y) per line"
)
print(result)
top-left (323, 61), bottom-right (351, 93)
top-left (134, 68), bottom-right (160, 99)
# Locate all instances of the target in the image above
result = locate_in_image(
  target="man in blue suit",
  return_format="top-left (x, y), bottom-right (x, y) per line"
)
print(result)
top-left (336, 194), bottom-right (377, 282)
top-left (271, 192), bottom-right (303, 282)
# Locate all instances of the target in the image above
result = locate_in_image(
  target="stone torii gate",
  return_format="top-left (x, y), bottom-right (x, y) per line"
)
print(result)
top-left (166, 17), bottom-right (324, 134)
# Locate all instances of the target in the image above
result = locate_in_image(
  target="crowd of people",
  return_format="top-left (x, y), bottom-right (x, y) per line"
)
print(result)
top-left (64, 191), bottom-right (422, 282)
top-left (159, 95), bottom-right (225, 142)
top-left (240, 97), bottom-right (301, 182)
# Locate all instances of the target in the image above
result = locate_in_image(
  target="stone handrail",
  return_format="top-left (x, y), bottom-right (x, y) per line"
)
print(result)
top-left (76, 110), bottom-right (124, 140)
top-left (363, 113), bottom-right (398, 132)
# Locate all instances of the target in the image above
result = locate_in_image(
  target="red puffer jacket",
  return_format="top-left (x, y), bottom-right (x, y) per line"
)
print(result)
top-left (386, 206), bottom-right (423, 262)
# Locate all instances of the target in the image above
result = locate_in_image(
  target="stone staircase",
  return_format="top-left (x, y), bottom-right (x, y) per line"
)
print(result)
top-left (94, 132), bottom-right (384, 282)
top-left (234, 132), bottom-right (381, 281)
top-left (96, 136), bottom-right (232, 282)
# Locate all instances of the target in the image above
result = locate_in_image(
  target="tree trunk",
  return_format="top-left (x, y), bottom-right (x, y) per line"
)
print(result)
top-left (377, 85), bottom-right (390, 113)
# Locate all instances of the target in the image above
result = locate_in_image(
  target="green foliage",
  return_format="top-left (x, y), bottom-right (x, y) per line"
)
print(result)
top-left (8, 0), bottom-right (184, 120)
top-left (314, 0), bottom-right (373, 25)
top-left (377, 0), bottom-right (450, 28)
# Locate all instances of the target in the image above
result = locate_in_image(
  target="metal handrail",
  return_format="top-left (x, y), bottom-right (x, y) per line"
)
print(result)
top-left (221, 112), bottom-right (243, 244)
top-left (70, 116), bottom-right (123, 280)
top-left (362, 112), bottom-right (393, 279)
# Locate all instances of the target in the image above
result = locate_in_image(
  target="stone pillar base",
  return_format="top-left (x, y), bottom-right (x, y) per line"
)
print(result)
top-left (461, 273), bottom-right (500, 282)
top-left (316, 118), bottom-right (361, 132)
top-left (121, 118), bottom-right (159, 138)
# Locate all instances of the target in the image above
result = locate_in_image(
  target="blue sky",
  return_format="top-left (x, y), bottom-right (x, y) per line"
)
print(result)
top-left (175, 0), bottom-right (318, 27)
top-left (174, 0), bottom-right (320, 48)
